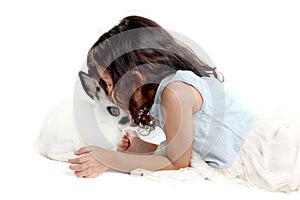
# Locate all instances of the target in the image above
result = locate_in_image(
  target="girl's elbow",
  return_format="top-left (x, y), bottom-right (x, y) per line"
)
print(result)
top-left (172, 162), bottom-right (190, 170)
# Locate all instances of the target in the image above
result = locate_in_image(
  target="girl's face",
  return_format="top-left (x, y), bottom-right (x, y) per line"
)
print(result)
top-left (96, 66), bottom-right (114, 98)
top-left (95, 66), bottom-right (151, 123)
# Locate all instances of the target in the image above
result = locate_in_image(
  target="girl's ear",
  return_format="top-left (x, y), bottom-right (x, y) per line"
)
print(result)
top-left (79, 71), bottom-right (100, 100)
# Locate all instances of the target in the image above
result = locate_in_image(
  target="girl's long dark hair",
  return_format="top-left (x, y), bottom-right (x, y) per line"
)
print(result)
top-left (87, 15), bottom-right (224, 126)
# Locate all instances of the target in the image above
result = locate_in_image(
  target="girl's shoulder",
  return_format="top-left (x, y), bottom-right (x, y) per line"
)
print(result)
top-left (161, 80), bottom-right (203, 114)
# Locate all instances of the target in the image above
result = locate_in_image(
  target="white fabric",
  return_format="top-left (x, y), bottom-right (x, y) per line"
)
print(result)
top-left (220, 109), bottom-right (300, 192)
top-left (130, 151), bottom-right (220, 182)
top-left (122, 125), bottom-right (166, 145)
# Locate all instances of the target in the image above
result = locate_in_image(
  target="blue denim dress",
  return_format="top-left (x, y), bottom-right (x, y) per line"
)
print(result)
top-left (150, 70), bottom-right (255, 168)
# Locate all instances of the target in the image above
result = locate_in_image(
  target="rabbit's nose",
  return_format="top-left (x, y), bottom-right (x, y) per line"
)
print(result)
top-left (119, 116), bottom-right (129, 125)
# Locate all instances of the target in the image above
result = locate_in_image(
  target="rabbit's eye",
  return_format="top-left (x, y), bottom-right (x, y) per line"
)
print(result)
top-left (107, 106), bottom-right (120, 116)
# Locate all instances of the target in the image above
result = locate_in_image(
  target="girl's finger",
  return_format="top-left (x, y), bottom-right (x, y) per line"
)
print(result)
top-left (83, 171), bottom-right (101, 178)
top-left (123, 142), bottom-right (130, 148)
top-left (68, 154), bottom-right (90, 164)
top-left (122, 138), bottom-right (129, 143)
top-left (74, 147), bottom-right (89, 155)
top-left (74, 167), bottom-right (95, 178)
top-left (75, 146), bottom-right (97, 155)
top-left (123, 132), bottom-right (129, 138)
top-left (122, 135), bottom-right (128, 141)
top-left (69, 161), bottom-right (91, 171)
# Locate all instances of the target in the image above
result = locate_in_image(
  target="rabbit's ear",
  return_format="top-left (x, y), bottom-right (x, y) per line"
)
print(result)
top-left (79, 71), bottom-right (100, 100)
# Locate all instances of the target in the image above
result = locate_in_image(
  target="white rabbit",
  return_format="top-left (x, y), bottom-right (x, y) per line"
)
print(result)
top-left (38, 71), bottom-right (166, 162)
top-left (38, 72), bottom-right (130, 162)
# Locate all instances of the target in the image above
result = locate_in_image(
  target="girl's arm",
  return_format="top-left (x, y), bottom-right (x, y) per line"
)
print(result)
top-left (69, 81), bottom-right (202, 177)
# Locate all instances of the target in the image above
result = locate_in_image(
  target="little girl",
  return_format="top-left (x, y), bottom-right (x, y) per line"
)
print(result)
top-left (69, 15), bottom-right (300, 192)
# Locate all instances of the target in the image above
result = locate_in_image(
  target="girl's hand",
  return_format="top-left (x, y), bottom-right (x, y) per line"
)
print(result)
top-left (117, 132), bottom-right (131, 152)
top-left (117, 131), bottom-right (158, 154)
top-left (68, 146), bottom-right (109, 178)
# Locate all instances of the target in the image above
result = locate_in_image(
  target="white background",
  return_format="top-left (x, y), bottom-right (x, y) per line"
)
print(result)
top-left (0, 0), bottom-right (299, 199)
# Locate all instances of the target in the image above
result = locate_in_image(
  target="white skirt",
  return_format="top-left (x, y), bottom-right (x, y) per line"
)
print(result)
top-left (220, 107), bottom-right (300, 192)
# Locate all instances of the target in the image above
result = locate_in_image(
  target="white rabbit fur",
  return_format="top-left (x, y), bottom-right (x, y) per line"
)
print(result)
top-left (38, 101), bottom-right (82, 161)
top-left (37, 100), bottom-right (129, 162)
top-left (38, 71), bottom-right (130, 162)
